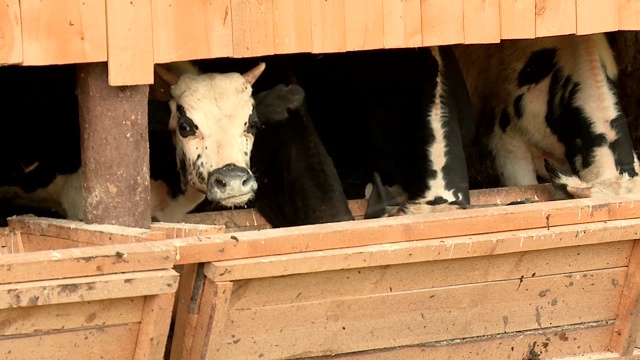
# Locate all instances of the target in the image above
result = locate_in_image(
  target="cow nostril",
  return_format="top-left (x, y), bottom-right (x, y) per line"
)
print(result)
top-left (242, 177), bottom-right (251, 187)
top-left (214, 177), bottom-right (226, 188)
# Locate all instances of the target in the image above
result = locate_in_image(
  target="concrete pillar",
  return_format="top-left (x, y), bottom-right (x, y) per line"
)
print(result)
top-left (76, 62), bottom-right (151, 228)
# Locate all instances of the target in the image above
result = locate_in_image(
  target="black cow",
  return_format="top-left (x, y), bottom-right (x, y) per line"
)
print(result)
top-left (288, 47), bottom-right (472, 216)
top-left (250, 83), bottom-right (354, 227)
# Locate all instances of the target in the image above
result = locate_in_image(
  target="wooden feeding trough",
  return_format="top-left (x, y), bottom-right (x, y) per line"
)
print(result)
top-left (2, 1), bottom-right (640, 359)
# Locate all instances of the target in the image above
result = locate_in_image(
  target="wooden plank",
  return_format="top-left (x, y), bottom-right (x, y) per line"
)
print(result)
top-left (0, 323), bottom-right (139, 360)
top-left (190, 280), bottom-right (233, 360)
top-left (151, 0), bottom-right (233, 62)
top-left (610, 240), bottom-right (640, 355)
top-left (133, 293), bottom-right (175, 360)
top-left (0, 0), bottom-right (22, 64)
top-left (20, 0), bottom-right (107, 65)
top-left (344, 0), bottom-right (384, 51)
top-left (0, 269), bottom-right (179, 309)
top-left (184, 184), bottom-right (554, 228)
top-left (535, 0), bottom-right (577, 37)
top-left (19, 233), bottom-right (96, 252)
top-left (8, 216), bottom-right (166, 246)
top-left (0, 241), bottom-right (176, 285)
top-left (618, 0), bottom-right (640, 30)
top-left (2, 196), bottom-right (639, 285)
top-left (316, 324), bottom-right (615, 359)
top-left (105, 0), bottom-right (153, 86)
top-left (212, 268), bottom-right (625, 359)
top-left (149, 222), bottom-right (225, 239)
top-left (310, 0), bottom-right (346, 53)
top-left (0, 229), bottom-right (22, 255)
top-left (213, 241), bottom-right (632, 308)
top-left (382, 0), bottom-right (421, 48)
top-left (576, 0), bottom-right (618, 35)
top-left (500, 0), bottom-right (536, 39)
top-left (272, 0), bottom-right (312, 54)
top-left (175, 195), bottom-right (640, 265)
top-left (0, 297), bottom-right (143, 336)
top-left (463, 0), bottom-right (500, 44)
top-left (421, 0), bottom-right (464, 46)
top-left (231, 0), bottom-right (275, 57)
top-left (207, 225), bottom-right (635, 282)
top-left (169, 264), bottom-right (201, 360)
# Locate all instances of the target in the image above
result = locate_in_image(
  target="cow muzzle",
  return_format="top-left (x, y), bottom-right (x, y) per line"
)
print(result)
top-left (207, 164), bottom-right (258, 206)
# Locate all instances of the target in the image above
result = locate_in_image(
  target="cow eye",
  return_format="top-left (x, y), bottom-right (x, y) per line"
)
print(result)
top-left (176, 105), bottom-right (198, 138)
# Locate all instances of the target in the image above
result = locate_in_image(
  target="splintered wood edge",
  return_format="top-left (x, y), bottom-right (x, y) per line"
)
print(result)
top-left (205, 218), bottom-right (640, 281)
top-left (0, 269), bottom-right (179, 309)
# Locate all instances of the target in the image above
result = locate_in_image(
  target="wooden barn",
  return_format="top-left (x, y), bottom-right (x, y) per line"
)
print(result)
top-left (2, 1), bottom-right (640, 359)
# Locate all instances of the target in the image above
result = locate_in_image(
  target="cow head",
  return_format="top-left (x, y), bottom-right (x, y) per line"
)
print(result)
top-left (154, 63), bottom-right (265, 207)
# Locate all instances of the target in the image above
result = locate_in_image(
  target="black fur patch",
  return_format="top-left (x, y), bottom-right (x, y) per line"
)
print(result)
top-left (176, 105), bottom-right (198, 138)
top-left (518, 48), bottom-right (558, 87)
top-left (499, 108), bottom-right (511, 133)
top-left (513, 94), bottom-right (524, 119)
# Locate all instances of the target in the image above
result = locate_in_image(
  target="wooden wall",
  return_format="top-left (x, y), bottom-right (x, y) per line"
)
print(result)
top-left (1, 0), bottom-right (639, 86)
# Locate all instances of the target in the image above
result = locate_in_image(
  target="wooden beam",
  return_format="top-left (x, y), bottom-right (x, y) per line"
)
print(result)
top-left (133, 292), bottom-right (176, 360)
top-left (382, 0), bottom-right (422, 49)
top-left (231, 0), bottom-right (275, 57)
top-left (0, 0), bottom-right (22, 64)
top-left (421, 0), bottom-right (464, 46)
top-left (272, 0), bottom-right (312, 54)
top-left (610, 239), bottom-right (640, 355)
top-left (0, 269), bottom-right (179, 309)
top-left (535, 0), bottom-right (577, 37)
top-left (105, 0), bottom-right (154, 86)
top-left (310, 0), bottom-right (346, 53)
top-left (463, 0), bottom-right (501, 44)
top-left (76, 62), bottom-right (152, 228)
top-left (500, 0), bottom-right (536, 39)
top-left (576, 0), bottom-right (618, 35)
top-left (20, 0), bottom-right (107, 65)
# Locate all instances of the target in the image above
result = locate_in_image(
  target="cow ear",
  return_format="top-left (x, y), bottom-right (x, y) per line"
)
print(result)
top-left (242, 62), bottom-right (266, 86)
top-left (168, 100), bottom-right (178, 131)
top-left (154, 64), bottom-right (180, 86)
top-left (149, 71), bottom-right (174, 102)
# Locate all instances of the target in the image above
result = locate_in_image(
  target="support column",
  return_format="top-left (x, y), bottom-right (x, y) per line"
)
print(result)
top-left (76, 62), bottom-right (151, 228)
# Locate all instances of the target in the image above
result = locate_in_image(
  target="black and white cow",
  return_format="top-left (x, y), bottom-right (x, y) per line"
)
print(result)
top-left (0, 61), bottom-right (267, 223)
top-left (454, 33), bottom-right (640, 198)
top-left (288, 46), bottom-right (472, 216)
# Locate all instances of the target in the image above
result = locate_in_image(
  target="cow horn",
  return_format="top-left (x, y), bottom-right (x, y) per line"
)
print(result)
top-left (242, 62), bottom-right (266, 86)
top-left (154, 64), bottom-right (180, 86)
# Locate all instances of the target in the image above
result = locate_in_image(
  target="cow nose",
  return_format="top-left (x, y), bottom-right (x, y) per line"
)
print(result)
top-left (207, 164), bottom-right (257, 205)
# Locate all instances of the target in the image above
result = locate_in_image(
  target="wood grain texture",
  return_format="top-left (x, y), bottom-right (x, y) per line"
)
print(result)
top-left (310, 0), bottom-right (346, 53)
top-left (231, 0), bottom-right (275, 57)
top-left (189, 280), bottom-right (233, 360)
top-left (463, 0), bottom-right (500, 44)
top-left (133, 293), bottom-right (175, 360)
top-left (0, 323), bottom-right (140, 360)
top-left (152, 0), bottom-right (233, 62)
top-left (0, 297), bottom-right (143, 336)
top-left (618, 0), bottom-right (640, 30)
top-left (421, 0), bottom-right (464, 46)
top-left (105, 0), bottom-right (154, 85)
top-left (610, 240), bottom-right (640, 355)
top-left (535, 0), bottom-right (577, 37)
top-left (344, 0), bottom-right (384, 51)
top-left (576, 0), bottom-right (618, 35)
top-left (212, 268), bottom-right (624, 358)
top-left (0, 0), bottom-right (22, 64)
top-left (0, 269), bottom-right (179, 309)
top-left (500, 0), bottom-right (536, 39)
top-left (20, 0), bottom-right (107, 65)
top-left (272, 0), bottom-right (312, 54)
top-left (382, 0), bottom-right (421, 48)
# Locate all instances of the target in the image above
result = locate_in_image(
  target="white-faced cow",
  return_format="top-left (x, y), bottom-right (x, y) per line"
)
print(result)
top-left (289, 46), bottom-right (472, 216)
top-left (454, 33), bottom-right (640, 198)
top-left (0, 61), bottom-right (267, 224)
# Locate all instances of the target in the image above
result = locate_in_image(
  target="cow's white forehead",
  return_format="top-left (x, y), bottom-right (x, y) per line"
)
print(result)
top-left (170, 73), bottom-right (254, 122)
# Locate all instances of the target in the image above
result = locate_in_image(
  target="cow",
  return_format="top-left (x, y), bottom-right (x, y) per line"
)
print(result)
top-left (0, 61), bottom-right (267, 224)
top-left (287, 46), bottom-right (472, 216)
top-left (454, 33), bottom-right (640, 198)
top-left (250, 83), bottom-right (354, 227)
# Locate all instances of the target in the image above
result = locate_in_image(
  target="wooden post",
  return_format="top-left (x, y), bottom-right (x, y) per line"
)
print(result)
top-left (76, 62), bottom-right (151, 228)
